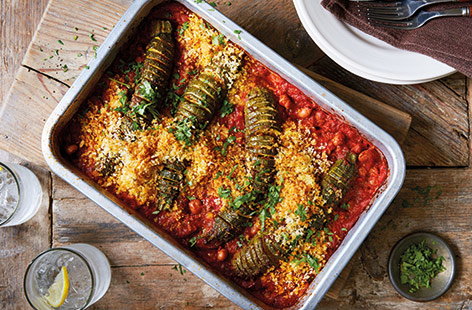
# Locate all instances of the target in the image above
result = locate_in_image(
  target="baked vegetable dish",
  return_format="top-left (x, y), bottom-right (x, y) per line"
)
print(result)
top-left (62, 2), bottom-right (389, 308)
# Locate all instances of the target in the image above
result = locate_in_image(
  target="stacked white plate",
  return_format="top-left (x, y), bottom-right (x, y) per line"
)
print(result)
top-left (293, 0), bottom-right (456, 84)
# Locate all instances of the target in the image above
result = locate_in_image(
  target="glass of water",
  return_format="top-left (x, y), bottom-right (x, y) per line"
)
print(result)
top-left (0, 162), bottom-right (42, 226)
top-left (24, 243), bottom-right (112, 309)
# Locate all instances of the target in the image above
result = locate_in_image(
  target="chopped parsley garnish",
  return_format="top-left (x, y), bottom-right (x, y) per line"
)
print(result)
top-left (293, 253), bottom-right (320, 271)
top-left (305, 229), bottom-right (317, 245)
top-left (219, 99), bottom-right (234, 117)
top-left (295, 204), bottom-right (307, 221)
top-left (133, 64), bottom-right (144, 84)
top-left (209, 1), bottom-right (217, 7)
top-left (109, 77), bottom-right (131, 89)
top-left (138, 80), bottom-right (157, 101)
top-left (93, 45), bottom-right (99, 58)
top-left (220, 135), bottom-right (236, 155)
top-left (172, 264), bottom-right (187, 275)
top-left (57, 39), bottom-right (64, 45)
top-left (340, 203), bottom-right (350, 210)
top-left (212, 34), bottom-right (225, 46)
top-left (90, 33), bottom-right (97, 41)
top-left (324, 227), bottom-right (333, 235)
top-left (214, 171), bottom-right (223, 180)
top-left (230, 191), bottom-right (258, 210)
top-left (227, 165), bottom-right (238, 180)
top-left (133, 101), bottom-right (159, 119)
top-left (233, 29), bottom-right (242, 39)
top-left (265, 184), bottom-right (282, 214)
top-left (61, 64), bottom-right (69, 72)
top-left (73, 35), bottom-right (78, 40)
top-left (341, 227), bottom-right (347, 231)
top-left (217, 186), bottom-right (232, 199)
top-left (259, 208), bottom-right (269, 231)
top-left (179, 22), bottom-right (190, 35)
top-left (403, 185), bottom-right (443, 207)
top-left (189, 236), bottom-right (200, 247)
top-left (400, 240), bottom-right (446, 293)
top-left (169, 117), bottom-right (195, 146)
top-left (259, 183), bottom-right (283, 231)
top-left (114, 91), bottom-right (130, 114)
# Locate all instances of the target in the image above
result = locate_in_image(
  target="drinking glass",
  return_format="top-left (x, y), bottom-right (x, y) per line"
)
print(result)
top-left (24, 243), bottom-right (112, 310)
top-left (0, 162), bottom-right (42, 226)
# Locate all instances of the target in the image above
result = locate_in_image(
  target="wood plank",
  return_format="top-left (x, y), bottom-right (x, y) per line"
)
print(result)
top-left (0, 67), bottom-right (68, 166)
top-left (22, 0), bottom-right (324, 85)
top-left (23, 0), bottom-right (130, 84)
top-left (52, 195), bottom-right (173, 266)
top-left (0, 150), bottom-right (52, 309)
top-left (325, 256), bottom-right (355, 300)
top-left (469, 77), bottom-right (472, 166)
top-left (93, 265), bottom-right (238, 309)
top-left (0, 0), bottom-right (49, 103)
top-left (309, 57), bottom-right (469, 167)
top-left (299, 67), bottom-right (411, 144)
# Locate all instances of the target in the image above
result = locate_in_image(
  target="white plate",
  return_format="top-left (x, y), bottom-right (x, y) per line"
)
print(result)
top-left (293, 0), bottom-right (456, 84)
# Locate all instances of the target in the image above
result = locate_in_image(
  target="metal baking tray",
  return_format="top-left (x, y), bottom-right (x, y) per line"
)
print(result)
top-left (42, 0), bottom-right (406, 308)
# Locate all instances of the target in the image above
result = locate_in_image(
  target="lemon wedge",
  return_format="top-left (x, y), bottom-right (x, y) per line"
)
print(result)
top-left (44, 266), bottom-right (70, 308)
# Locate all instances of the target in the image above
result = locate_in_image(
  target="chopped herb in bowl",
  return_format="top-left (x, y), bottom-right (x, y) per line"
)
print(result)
top-left (399, 240), bottom-right (446, 293)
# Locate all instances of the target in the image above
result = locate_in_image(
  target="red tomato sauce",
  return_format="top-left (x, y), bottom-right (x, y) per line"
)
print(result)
top-left (63, 2), bottom-right (389, 308)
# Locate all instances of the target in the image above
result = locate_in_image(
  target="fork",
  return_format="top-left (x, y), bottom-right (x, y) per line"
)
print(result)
top-left (368, 6), bottom-right (472, 29)
top-left (362, 0), bottom-right (470, 20)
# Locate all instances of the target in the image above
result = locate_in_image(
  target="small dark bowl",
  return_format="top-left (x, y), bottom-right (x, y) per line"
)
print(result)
top-left (388, 232), bottom-right (456, 302)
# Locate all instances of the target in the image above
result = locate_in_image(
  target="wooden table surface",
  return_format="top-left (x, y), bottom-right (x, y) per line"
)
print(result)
top-left (1, 1), bottom-right (471, 309)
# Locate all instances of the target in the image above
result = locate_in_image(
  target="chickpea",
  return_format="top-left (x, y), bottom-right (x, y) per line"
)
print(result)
top-left (351, 144), bottom-right (362, 154)
top-left (65, 144), bottom-right (78, 155)
top-left (248, 222), bottom-right (259, 237)
top-left (188, 199), bottom-right (203, 215)
top-left (368, 167), bottom-right (379, 185)
top-left (279, 95), bottom-right (292, 109)
top-left (358, 167), bottom-right (368, 177)
top-left (296, 107), bottom-right (312, 119)
top-left (332, 132), bottom-right (345, 146)
top-left (314, 111), bottom-right (325, 124)
top-left (359, 149), bottom-right (376, 163)
top-left (217, 248), bottom-right (228, 261)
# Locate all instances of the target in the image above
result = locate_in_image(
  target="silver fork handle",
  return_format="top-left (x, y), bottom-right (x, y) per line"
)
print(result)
top-left (437, 6), bottom-right (471, 17)
top-left (424, 0), bottom-right (470, 4)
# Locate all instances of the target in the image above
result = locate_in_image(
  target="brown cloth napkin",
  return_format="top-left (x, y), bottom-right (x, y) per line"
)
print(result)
top-left (321, 0), bottom-right (472, 78)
